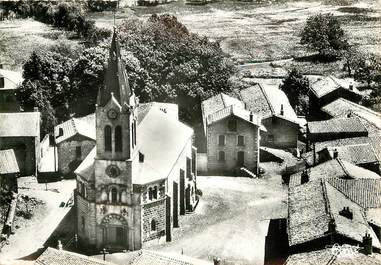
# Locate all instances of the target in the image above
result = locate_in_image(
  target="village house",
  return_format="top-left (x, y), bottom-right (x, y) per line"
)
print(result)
top-left (309, 75), bottom-right (363, 119)
top-left (0, 111), bottom-right (40, 176)
top-left (0, 149), bottom-right (19, 193)
top-left (239, 84), bottom-right (299, 150)
top-left (0, 68), bottom-right (22, 112)
top-left (54, 114), bottom-right (96, 177)
top-left (74, 30), bottom-right (198, 251)
top-left (201, 93), bottom-right (261, 175)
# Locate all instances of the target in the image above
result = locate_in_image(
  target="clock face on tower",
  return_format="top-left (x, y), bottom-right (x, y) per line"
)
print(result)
top-left (107, 109), bottom-right (118, 120)
top-left (106, 165), bottom-right (120, 178)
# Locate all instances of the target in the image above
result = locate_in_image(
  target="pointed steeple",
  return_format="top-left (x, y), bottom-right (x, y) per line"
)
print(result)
top-left (98, 27), bottom-right (133, 107)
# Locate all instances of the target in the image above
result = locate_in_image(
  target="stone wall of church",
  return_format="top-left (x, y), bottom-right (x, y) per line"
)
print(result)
top-left (76, 190), bottom-right (97, 245)
top-left (57, 137), bottom-right (95, 176)
top-left (142, 198), bottom-right (166, 242)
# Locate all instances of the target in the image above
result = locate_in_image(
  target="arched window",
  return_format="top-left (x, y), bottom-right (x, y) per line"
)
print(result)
top-left (115, 125), bottom-right (123, 152)
top-left (148, 187), bottom-right (153, 200)
top-left (151, 219), bottom-right (157, 231)
top-left (153, 186), bottom-right (158, 199)
top-left (111, 187), bottom-right (118, 203)
top-left (104, 125), bottom-right (112, 152)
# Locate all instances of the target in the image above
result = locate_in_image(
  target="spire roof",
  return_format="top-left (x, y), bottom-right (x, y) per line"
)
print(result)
top-left (98, 27), bottom-right (133, 107)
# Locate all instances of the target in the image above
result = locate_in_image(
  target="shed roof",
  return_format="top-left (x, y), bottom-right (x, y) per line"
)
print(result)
top-left (54, 114), bottom-right (96, 144)
top-left (308, 117), bottom-right (367, 135)
top-left (284, 247), bottom-right (381, 265)
top-left (0, 112), bottom-right (40, 137)
top-left (288, 180), bottom-right (380, 248)
top-left (35, 247), bottom-right (115, 265)
top-left (310, 75), bottom-right (362, 98)
top-left (0, 149), bottom-right (19, 174)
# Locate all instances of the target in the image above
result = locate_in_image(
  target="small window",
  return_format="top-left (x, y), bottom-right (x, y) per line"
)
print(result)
top-left (58, 127), bottom-right (64, 137)
top-left (218, 135), bottom-right (225, 146)
top-left (76, 146), bottom-right (82, 158)
top-left (148, 187), bottom-right (153, 200)
top-left (115, 125), bottom-right (123, 152)
top-left (81, 216), bottom-right (85, 232)
top-left (151, 219), bottom-right (157, 231)
top-left (228, 119), bottom-right (237, 131)
top-left (238, 135), bottom-right (244, 146)
top-left (139, 152), bottom-right (144, 162)
top-left (153, 186), bottom-right (158, 199)
top-left (218, 151), bottom-right (225, 161)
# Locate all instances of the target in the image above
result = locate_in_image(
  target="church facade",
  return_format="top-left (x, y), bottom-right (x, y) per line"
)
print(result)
top-left (74, 29), bottom-right (198, 251)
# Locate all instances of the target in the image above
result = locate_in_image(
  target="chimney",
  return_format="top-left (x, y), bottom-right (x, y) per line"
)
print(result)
top-left (280, 104), bottom-right (284, 116)
top-left (249, 112), bottom-right (253, 122)
top-left (328, 219), bottom-right (336, 233)
top-left (213, 257), bottom-right (221, 265)
top-left (333, 149), bottom-right (338, 159)
top-left (349, 82), bottom-right (354, 91)
top-left (362, 233), bottom-right (373, 255)
top-left (339, 206), bottom-right (353, 220)
top-left (33, 107), bottom-right (39, 112)
top-left (57, 240), bottom-right (63, 250)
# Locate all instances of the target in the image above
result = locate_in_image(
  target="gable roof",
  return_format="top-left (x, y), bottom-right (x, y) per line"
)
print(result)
top-left (75, 105), bottom-right (194, 185)
top-left (289, 158), bottom-right (381, 188)
top-left (0, 149), bottom-right (19, 174)
top-left (35, 247), bottom-right (116, 265)
top-left (54, 114), bottom-right (96, 144)
top-left (310, 75), bottom-right (362, 99)
top-left (322, 98), bottom-right (381, 130)
top-left (284, 247), bottom-right (381, 265)
top-left (205, 104), bottom-right (261, 127)
top-left (0, 69), bottom-right (23, 90)
top-left (308, 117), bottom-right (367, 135)
top-left (0, 112), bottom-right (40, 137)
top-left (288, 180), bottom-right (380, 248)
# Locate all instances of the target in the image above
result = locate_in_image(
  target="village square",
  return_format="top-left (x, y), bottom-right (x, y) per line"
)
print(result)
top-left (0, 0), bottom-right (380, 264)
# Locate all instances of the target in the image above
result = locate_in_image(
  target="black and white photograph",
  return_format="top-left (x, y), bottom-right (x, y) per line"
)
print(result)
top-left (0, 0), bottom-right (380, 264)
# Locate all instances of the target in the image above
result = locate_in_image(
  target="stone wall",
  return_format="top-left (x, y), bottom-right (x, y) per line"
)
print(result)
top-left (57, 137), bottom-right (95, 175)
top-left (142, 198), bottom-right (166, 242)
top-left (76, 190), bottom-right (97, 245)
top-left (262, 116), bottom-right (298, 149)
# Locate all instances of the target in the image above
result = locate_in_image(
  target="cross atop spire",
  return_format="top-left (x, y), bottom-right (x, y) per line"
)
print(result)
top-left (97, 27), bottom-right (133, 107)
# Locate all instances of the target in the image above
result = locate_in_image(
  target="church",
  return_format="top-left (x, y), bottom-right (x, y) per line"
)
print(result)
top-left (74, 29), bottom-right (198, 251)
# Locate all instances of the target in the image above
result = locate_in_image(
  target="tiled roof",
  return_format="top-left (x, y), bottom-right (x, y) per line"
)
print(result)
top-left (290, 158), bottom-right (380, 187)
top-left (206, 105), bottom-right (261, 127)
top-left (308, 117), bottom-right (367, 135)
top-left (54, 114), bottom-right (96, 144)
top-left (0, 69), bottom-right (23, 90)
top-left (322, 98), bottom-right (381, 130)
top-left (201, 93), bottom-right (244, 131)
top-left (284, 248), bottom-right (381, 265)
top-left (126, 250), bottom-right (212, 265)
top-left (75, 106), bottom-right (194, 185)
top-left (0, 112), bottom-right (40, 137)
top-left (288, 180), bottom-right (380, 248)
top-left (35, 247), bottom-right (115, 265)
top-left (0, 149), bottom-right (19, 174)
top-left (239, 84), bottom-right (298, 123)
top-left (310, 75), bottom-right (362, 98)
top-left (302, 143), bottom-right (379, 167)
top-left (138, 102), bottom-right (178, 123)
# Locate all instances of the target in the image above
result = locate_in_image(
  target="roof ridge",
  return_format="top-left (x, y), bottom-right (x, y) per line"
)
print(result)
top-left (321, 180), bottom-right (334, 222)
top-left (258, 83), bottom-right (276, 114)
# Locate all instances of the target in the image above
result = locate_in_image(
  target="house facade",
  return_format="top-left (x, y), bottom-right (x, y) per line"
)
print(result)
top-left (75, 30), bottom-right (198, 251)
top-left (54, 114), bottom-right (96, 176)
top-left (0, 69), bottom-right (22, 112)
top-left (0, 111), bottom-right (40, 176)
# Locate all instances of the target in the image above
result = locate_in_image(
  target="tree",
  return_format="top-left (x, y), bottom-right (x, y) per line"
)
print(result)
top-left (280, 68), bottom-right (310, 115)
top-left (300, 13), bottom-right (348, 59)
top-left (353, 55), bottom-right (381, 87)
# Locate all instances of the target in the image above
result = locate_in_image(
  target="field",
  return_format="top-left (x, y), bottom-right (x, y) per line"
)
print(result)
top-left (1, 0), bottom-right (380, 75)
